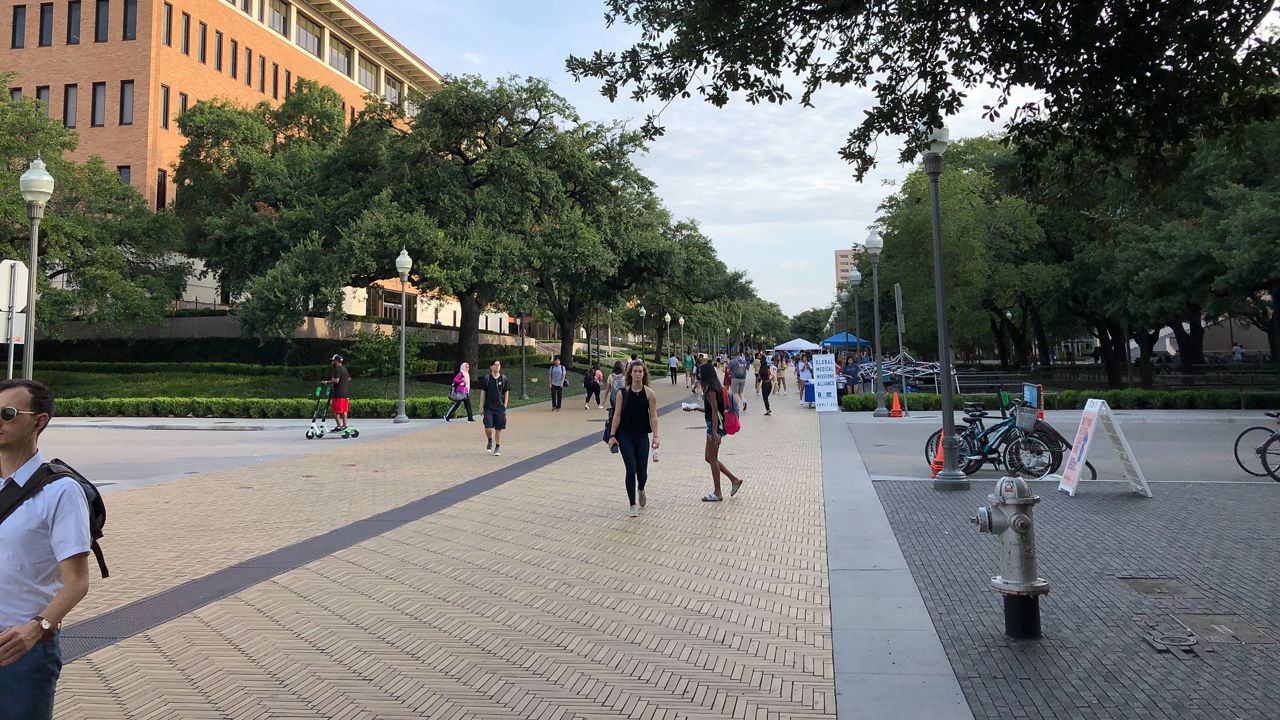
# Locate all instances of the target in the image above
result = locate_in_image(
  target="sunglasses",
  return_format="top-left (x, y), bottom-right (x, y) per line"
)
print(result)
top-left (0, 407), bottom-right (39, 422)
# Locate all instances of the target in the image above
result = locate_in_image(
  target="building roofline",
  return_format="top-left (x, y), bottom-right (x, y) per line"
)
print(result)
top-left (308, 0), bottom-right (445, 92)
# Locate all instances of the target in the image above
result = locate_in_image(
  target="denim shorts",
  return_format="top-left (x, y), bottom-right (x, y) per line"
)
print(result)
top-left (0, 631), bottom-right (62, 720)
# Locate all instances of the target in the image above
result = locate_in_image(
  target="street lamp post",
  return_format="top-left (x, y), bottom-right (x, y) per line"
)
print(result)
top-left (851, 268), bottom-right (863, 373)
top-left (725, 327), bottom-right (730, 355)
top-left (638, 305), bottom-right (647, 356)
top-left (865, 230), bottom-right (889, 417)
top-left (678, 316), bottom-right (685, 353)
top-left (519, 283), bottom-right (529, 400)
top-left (607, 308), bottom-right (612, 358)
top-left (19, 158), bottom-right (55, 380)
top-left (663, 312), bottom-right (671, 358)
top-left (839, 290), bottom-right (851, 352)
top-left (393, 248), bottom-right (412, 423)
top-left (923, 125), bottom-right (968, 489)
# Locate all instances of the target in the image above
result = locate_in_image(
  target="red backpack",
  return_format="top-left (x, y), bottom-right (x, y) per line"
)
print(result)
top-left (721, 387), bottom-right (741, 435)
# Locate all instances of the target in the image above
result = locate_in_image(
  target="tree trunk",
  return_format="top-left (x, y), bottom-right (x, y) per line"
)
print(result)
top-left (1097, 323), bottom-right (1124, 388)
top-left (455, 291), bottom-right (484, 373)
top-left (653, 323), bottom-right (667, 364)
top-left (1269, 285), bottom-right (1280, 365)
top-left (991, 317), bottom-right (1010, 369)
top-left (1006, 318), bottom-right (1029, 368)
top-left (1031, 307), bottom-right (1052, 367)
top-left (1169, 311), bottom-right (1205, 371)
top-left (1134, 328), bottom-right (1158, 389)
top-left (558, 317), bottom-right (577, 372)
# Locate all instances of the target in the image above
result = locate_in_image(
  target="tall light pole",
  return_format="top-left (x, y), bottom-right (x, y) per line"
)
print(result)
top-left (894, 282), bottom-right (909, 416)
top-left (923, 125), bottom-right (967, 489)
top-left (850, 267), bottom-right (863, 364)
top-left (19, 158), bottom-right (54, 380)
top-left (519, 283), bottom-right (529, 400)
top-left (839, 290), bottom-right (851, 352)
top-left (865, 230), bottom-right (889, 417)
top-left (393, 249), bottom-right (412, 423)
top-left (663, 312), bottom-right (671, 357)
top-left (607, 308), bottom-right (612, 358)
top-left (678, 316), bottom-right (685, 353)
top-left (638, 305), bottom-right (647, 353)
top-left (725, 327), bottom-right (730, 355)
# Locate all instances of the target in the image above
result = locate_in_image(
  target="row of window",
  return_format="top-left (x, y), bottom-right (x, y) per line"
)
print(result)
top-left (9, 79), bottom-right (133, 128)
top-left (10, 0), bottom-right (137, 48)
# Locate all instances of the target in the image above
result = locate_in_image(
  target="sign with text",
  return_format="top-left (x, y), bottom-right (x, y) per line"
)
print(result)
top-left (811, 353), bottom-right (839, 412)
top-left (0, 260), bottom-right (28, 313)
top-left (1050, 398), bottom-right (1152, 498)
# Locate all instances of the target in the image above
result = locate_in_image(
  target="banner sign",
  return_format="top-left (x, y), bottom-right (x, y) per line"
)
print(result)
top-left (1051, 398), bottom-right (1152, 498)
top-left (811, 353), bottom-right (839, 412)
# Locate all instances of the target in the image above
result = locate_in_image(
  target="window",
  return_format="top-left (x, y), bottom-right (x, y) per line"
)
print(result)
top-left (66, 0), bottom-right (80, 44)
top-left (38, 3), bottom-right (51, 46)
top-left (349, 106), bottom-right (355, 124)
top-left (357, 56), bottom-right (377, 90)
top-left (155, 169), bottom-right (167, 209)
top-left (214, 31), bottom-right (223, 70)
top-left (11, 5), bottom-right (26, 49)
top-left (161, 3), bottom-right (171, 46)
top-left (36, 85), bottom-right (49, 113)
top-left (240, 0), bottom-right (250, 12)
top-left (90, 81), bottom-right (105, 126)
top-left (230, 39), bottom-right (238, 78)
top-left (122, 0), bottom-right (135, 40)
top-left (177, 91), bottom-right (187, 134)
top-left (295, 12), bottom-right (320, 57)
top-left (62, 83), bottom-right (77, 127)
top-left (8, 88), bottom-right (20, 100)
top-left (328, 37), bottom-right (351, 76)
top-left (258, 55), bottom-right (265, 92)
top-left (118, 79), bottom-right (132, 124)
top-left (384, 75), bottom-right (403, 107)
top-left (93, 0), bottom-right (106, 41)
top-left (179, 12), bottom-right (188, 54)
top-left (268, 0), bottom-right (287, 35)
top-left (256, 0), bottom-right (263, 22)
top-left (159, 84), bottom-right (168, 129)
top-left (271, 63), bottom-right (278, 99)
top-left (117, 165), bottom-right (130, 184)
top-left (244, 47), bottom-right (252, 86)
top-left (197, 22), bottom-right (206, 62)
top-left (284, 69), bottom-right (291, 96)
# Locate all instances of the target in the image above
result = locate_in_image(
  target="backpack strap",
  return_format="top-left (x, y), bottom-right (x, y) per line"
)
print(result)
top-left (0, 465), bottom-right (61, 527)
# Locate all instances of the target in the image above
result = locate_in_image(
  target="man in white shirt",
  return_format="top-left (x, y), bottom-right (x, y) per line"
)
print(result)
top-left (668, 353), bottom-right (680, 385)
top-left (0, 379), bottom-right (89, 720)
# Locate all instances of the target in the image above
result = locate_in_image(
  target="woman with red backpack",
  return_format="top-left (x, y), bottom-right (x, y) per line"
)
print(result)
top-left (696, 355), bottom-right (743, 502)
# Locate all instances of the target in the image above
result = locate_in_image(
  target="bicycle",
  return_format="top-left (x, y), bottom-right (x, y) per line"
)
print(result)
top-left (1234, 411), bottom-right (1280, 480)
top-left (925, 400), bottom-right (1055, 476)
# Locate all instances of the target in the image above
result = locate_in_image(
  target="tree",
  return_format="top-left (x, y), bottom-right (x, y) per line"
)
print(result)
top-left (789, 307), bottom-right (829, 343)
top-left (568, 1), bottom-right (1280, 180)
top-left (0, 75), bottom-right (187, 336)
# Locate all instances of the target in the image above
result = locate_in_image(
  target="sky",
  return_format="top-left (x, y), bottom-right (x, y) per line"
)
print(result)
top-left (356, 0), bottom-right (1015, 317)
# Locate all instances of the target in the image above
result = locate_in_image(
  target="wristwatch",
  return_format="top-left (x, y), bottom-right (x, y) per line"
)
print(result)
top-left (32, 615), bottom-right (55, 641)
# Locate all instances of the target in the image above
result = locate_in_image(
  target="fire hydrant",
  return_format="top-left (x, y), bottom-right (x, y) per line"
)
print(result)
top-left (970, 476), bottom-right (1050, 639)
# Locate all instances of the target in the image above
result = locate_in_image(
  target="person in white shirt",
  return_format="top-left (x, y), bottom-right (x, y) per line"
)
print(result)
top-left (0, 379), bottom-right (89, 720)
top-left (668, 353), bottom-right (680, 385)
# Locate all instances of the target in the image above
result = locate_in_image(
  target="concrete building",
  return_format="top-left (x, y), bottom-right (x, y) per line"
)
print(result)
top-left (2, 0), bottom-right (443, 211)
top-left (834, 247), bottom-right (861, 289)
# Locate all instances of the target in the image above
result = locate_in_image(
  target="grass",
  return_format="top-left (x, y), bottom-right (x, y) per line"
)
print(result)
top-left (37, 369), bottom-right (586, 409)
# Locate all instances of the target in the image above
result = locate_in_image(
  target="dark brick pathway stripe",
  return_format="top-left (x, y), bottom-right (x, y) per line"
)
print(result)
top-left (62, 398), bottom-right (687, 662)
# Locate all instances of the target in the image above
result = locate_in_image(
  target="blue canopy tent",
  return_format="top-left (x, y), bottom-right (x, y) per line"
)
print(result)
top-left (821, 332), bottom-right (871, 349)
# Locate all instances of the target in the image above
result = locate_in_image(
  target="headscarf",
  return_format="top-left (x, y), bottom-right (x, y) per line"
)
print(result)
top-left (456, 362), bottom-right (471, 392)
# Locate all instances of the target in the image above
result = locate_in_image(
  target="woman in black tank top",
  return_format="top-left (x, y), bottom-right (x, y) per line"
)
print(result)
top-left (606, 361), bottom-right (660, 517)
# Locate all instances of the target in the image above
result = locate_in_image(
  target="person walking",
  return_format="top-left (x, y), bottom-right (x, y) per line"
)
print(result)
top-left (684, 349), bottom-right (695, 389)
top-left (775, 355), bottom-right (789, 395)
top-left (320, 354), bottom-right (351, 432)
top-left (444, 362), bottom-right (474, 422)
top-left (607, 360), bottom-right (627, 409)
top-left (0, 379), bottom-right (91, 720)
top-left (758, 359), bottom-right (773, 416)
top-left (696, 355), bottom-right (743, 502)
top-left (606, 361), bottom-right (660, 517)
top-left (752, 352), bottom-right (762, 397)
top-left (728, 351), bottom-right (750, 411)
top-left (796, 353), bottom-right (813, 401)
top-left (667, 353), bottom-right (680, 385)
top-left (1233, 343), bottom-right (1245, 363)
top-left (584, 362), bottom-right (603, 409)
top-left (548, 356), bottom-right (566, 412)
top-left (481, 360), bottom-right (510, 456)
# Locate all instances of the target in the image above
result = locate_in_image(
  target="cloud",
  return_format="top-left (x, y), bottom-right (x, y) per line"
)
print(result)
top-left (459, 52), bottom-right (486, 67)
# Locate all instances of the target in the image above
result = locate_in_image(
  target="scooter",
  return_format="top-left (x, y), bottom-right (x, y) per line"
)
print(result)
top-left (305, 384), bottom-right (360, 439)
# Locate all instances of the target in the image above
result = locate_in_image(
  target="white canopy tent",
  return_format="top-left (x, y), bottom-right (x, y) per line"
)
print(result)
top-left (770, 338), bottom-right (823, 352)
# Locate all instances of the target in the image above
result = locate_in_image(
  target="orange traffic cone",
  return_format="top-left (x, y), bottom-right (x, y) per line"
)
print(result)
top-left (890, 392), bottom-right (903, 418)
top-left (929, 439), bottom-right (944, 478)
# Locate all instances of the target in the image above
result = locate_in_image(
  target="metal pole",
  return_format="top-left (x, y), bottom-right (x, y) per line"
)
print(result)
top-left (520, 316), bottom-right (528, 399)
top-left (895, 282), bottom-right (909, 416)
top-left (854, 290), bottom-right (862, 390)
top-left (23, 203), bottom-right (43, 380)
top-left (925, 151), bottom-right (967, 489)
top-left (6, 261), bottom-right (16, 380)
top-left (394, 275), bottom-right (409, 423)
top-left (871, 255), bottom-right (889, 417)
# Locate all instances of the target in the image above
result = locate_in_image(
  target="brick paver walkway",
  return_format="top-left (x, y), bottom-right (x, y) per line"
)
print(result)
top-left (57, 378), bottom-right (835, 719)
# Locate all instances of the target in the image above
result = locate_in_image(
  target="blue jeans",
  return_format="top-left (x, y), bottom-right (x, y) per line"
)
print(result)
top-left (616, 431), bottom-right (650, 505)
top-left (0, 632), bottom-right (62, 720)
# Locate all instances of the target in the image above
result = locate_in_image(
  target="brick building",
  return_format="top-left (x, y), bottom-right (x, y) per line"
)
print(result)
top-left (2, 0), bottom-right (443, 211)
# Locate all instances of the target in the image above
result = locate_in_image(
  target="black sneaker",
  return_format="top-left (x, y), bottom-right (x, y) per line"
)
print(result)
top-left (485, 439), bottom-right (493, 453)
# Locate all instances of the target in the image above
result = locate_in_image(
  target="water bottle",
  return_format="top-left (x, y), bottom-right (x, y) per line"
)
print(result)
top-left (652, 449), bottom-right (659, 463)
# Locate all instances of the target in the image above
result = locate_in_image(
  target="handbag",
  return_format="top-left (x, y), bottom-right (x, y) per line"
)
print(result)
top-left (449, 387), bottom-right (467, 402)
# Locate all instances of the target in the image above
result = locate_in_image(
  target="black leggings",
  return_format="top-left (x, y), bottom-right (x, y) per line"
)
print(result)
top-left (585, 384), bottom-right (601, 406)
top-left (551, 385), bottom-right (563, 409)
top-left (761, 381), bottom-right (772, 413)
top-left (445, 396), bottom-right (472, 421)
top-left (616, 431), bottom-right (650, 505)
top-left (670, 369), bottom-right (678, 384)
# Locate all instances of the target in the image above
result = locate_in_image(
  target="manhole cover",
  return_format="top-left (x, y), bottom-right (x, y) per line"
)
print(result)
top-left (1120, 577), bottom-right (1205, 599)
top-left (1176, 614), bottom-right (1276, 644)
top-left (1155, 634), bottom-right (1197, 647)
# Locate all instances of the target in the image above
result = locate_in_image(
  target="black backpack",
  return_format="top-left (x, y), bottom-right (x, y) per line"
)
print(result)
top-left (0, 459), bottom-right (109, 578)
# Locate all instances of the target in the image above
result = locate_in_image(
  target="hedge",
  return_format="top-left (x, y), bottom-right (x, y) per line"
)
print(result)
top-left (56, 396), bottom-right (455, 419)
top-left (38, 361), bottom-right (332, 378)
top-left (840, 388), bottom-right (1263, 412)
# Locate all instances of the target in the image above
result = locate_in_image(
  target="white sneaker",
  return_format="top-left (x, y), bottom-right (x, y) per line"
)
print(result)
top-left (493, 448), bottom-right (501, 457)
top-left (628, 505), bottom-right (638, 517)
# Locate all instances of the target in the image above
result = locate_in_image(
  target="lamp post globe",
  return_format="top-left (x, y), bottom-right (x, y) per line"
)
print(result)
top-left (638, 305), bottom-right (647, 350)
top-left (19, 157), bottom-right (55, 380)
top-left (393, 248), bottom-right (412, 423)
top-left (921, 124), bottom-right (966, 489)
top-left (864, 230), bottom-right (889, 417)
top-left (663, 312), bottom-right (671, 356)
